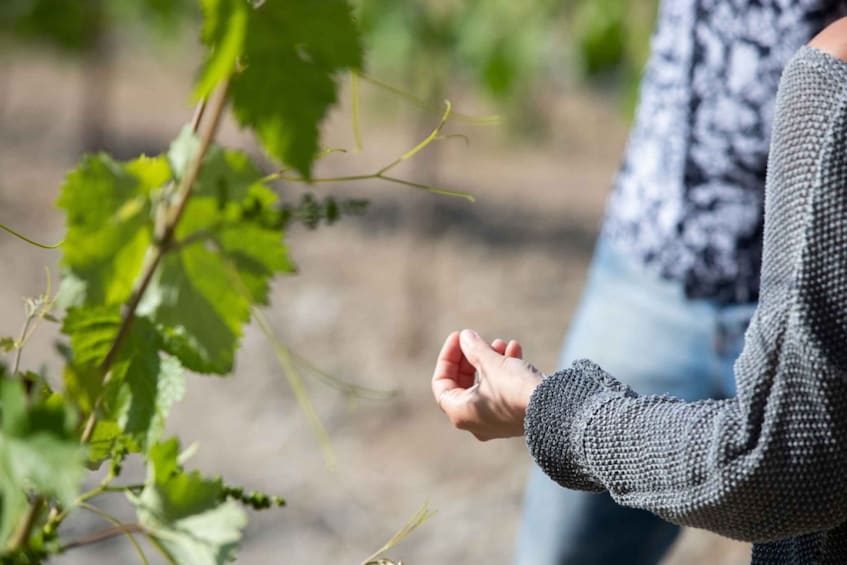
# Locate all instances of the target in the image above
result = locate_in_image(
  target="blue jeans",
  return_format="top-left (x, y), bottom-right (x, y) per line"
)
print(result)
top-left (514, 236), bottom-right (756, 565)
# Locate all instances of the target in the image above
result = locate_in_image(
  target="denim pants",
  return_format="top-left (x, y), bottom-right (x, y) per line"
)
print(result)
top-left (514, 236), bottom-right (757, 565)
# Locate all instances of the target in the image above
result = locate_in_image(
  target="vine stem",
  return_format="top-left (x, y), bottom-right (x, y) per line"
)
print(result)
top-left (14, 83), bottom-right (226, 558)
top-left (60, 523), bottom-right (145, 552)
top-left (357, 72), bottom-right (500, 125)
top-left (80, 79), bottom-right (230, 445)
top-left (7, 87), bottom-right (226, 555)
top-left (263, 100), bottom-right (476, 202)
top-left (75, 503), bottom-right (149, 564)
top-left (12, 315), bottom-right (33, 377)
top-left (7, 498), bottom-right (43, 553)
top-left (0, 222), bottom-right (63, 249)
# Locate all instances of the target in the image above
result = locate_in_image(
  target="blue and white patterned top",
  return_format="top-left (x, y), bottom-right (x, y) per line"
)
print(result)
top-left (601, 0), bottom-right (846, 304)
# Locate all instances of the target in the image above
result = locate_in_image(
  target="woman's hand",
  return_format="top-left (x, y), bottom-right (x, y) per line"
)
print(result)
top-left (432, 329), bottom-right (544, 441)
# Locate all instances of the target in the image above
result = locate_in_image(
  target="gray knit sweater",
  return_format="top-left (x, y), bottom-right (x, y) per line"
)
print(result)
top-left (525, 46), bottom-right (847, 564)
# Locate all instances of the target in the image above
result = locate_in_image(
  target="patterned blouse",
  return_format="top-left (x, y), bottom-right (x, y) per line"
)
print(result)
top-left (601, 0), bottom-right (846, 304)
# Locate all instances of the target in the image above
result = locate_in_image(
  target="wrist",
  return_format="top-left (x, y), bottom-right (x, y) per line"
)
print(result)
top-left (521, 375), bottom-right (543, 413)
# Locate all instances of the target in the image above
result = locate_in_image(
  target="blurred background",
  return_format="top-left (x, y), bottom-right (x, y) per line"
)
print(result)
top-left (0, 1), bottom-right (750, 563)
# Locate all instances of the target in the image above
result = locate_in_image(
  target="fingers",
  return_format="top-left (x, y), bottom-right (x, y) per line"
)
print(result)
top-left (494, 338), bottom-right (522, 359)
top-left (433, 330), bottom-right (479, 404)
top-left (459, 329), bottom-right (503, 370)
top-left (434, 330), bottom-right (523, 414)
top-left (432, 331), bottom-right (463, 403)
top-left (434, 330), bottom-right (531, 441)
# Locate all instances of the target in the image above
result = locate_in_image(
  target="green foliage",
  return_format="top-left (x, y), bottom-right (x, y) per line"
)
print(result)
top-left (57, 155), bottom-right (170, 307)
top-left (61, 306), bottom-right (186, 456)
top-left (573, 1), bottom-right (627, 75)
top-left (0, 379), bottom-right (83, 545)
top-left (357, 0), bottom-right (563, 101)
top-left (198, 0), bottom-right (364, 178)
top-left (0, 0), bottom-right (102, 51)
top-left (0, 0), bottom-right (197, 51)
top-left (358, 0), bottom-right (658, 125)
top-left (137, 128), bottom-right (294, 374)
top-left (283, 193), bottom-right (369, 230)
top-left (129, 439), bottom-right (247, 565)
top-left (570, 0), bottom-right (658, 115)
top-left (222, 485), bottom-right (286, 510)
top-left (0, 0), bottom-right (434, 562)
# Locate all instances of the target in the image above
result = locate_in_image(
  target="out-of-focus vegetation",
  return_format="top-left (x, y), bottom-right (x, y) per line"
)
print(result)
top-left (1, 0), bottom-right (659, 138)
top-left (0, 0), bottom-right (196, 50)
top-left (357, 0), bottom-right (658, 130)
top-left (0, 0), bottom-right (199, 150)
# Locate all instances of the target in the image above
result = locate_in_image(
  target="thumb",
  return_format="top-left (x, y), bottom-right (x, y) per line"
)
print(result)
top-left (459, 329), bottom-right (502, 370)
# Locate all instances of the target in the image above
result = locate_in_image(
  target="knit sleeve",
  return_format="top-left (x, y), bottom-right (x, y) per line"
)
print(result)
top-left (525, 46), bottom-right (847, 544)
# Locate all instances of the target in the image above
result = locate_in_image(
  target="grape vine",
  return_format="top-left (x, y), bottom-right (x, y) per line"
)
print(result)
top-left (0, 0), bottom-right (462, 562)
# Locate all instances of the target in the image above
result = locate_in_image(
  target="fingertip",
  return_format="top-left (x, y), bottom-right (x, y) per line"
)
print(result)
top-left (437, 330), bottom-right (462, 360)
top-left (491, 338), bottom-right (507, 355)
top-left (460, 328), bottom-right (481, 346)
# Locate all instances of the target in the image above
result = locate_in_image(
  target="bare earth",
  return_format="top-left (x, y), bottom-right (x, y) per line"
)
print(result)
top-left (0, 42), bottom-right (750, 564)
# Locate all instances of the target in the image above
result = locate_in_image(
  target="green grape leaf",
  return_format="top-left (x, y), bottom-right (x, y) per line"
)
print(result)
top-left (0, 379), bottom-right (83, 545)
top-left (195, 0), bottom-right (247, 100)
top-left (62, 305), bottom-right (123, 368)
top-left (139, 133), bottom-right (291, 374)
top-left (215, 221), bottom-right (293, 305)
top-left (129, 439), bottom-right (247, 565)
top-left (148, 439), bottom-right (181, 483)
top-left (197, 0), bottom-right (363, 178)
top-left (139, 232), bottom-right (250, 375)
top-left (57, 154), bottom-right (171, 307)
top-left (60, 305), bottom-right (122, 416)
top-left (61, 307), bottom-right (185, 450)
top-left (168, 126), bottom-right (261, 204)
top-left (173, 129), bottom-right (294, 300)
top-left (62, 363), bottom-right (102, 417)
top-left (110, 320), bottom-right (185, 449)
top-left (86, 419), bottom-right (123, 466)
top-left (145, 356), bottom-right (184, 448)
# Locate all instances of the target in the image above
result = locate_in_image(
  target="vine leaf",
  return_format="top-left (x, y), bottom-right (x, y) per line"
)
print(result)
top-left (61, 307), bottom-right (186, 458)
top-left (129, 439), bottom-right (247, 565)
top-left (57, 154), bottom-right (171, 307)
top-left (86, 419), bottom-right (124, 466)
top-left (110, 322), bottom-right (186, 450)
top-left (139, 131), bottom-right (293, 374)
top-left (197, 0), bottom-right (364, 178)
top-left (0, 379), bottom-right (83, 545)
top-left (62, 305), bottom-right (123, 368)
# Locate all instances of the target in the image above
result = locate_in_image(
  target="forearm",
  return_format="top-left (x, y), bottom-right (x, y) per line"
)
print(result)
top-left (526, 330), bottom-right (847, 542)
top-left (526, 44), bottom-right (847, 543)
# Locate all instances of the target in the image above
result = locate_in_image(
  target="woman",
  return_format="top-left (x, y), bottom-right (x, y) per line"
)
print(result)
top-left (432, 20), bottom-right (847, 564)
top-left (517, 2), bottom-right (847, 563)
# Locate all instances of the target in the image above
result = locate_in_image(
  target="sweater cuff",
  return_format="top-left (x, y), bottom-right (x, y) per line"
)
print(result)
top-left (524, 359), bottom-right (636, 492)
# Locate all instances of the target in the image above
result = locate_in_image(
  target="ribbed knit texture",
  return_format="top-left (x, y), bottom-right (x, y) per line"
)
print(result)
top-left (525, 46), bottom-right (847, 564)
